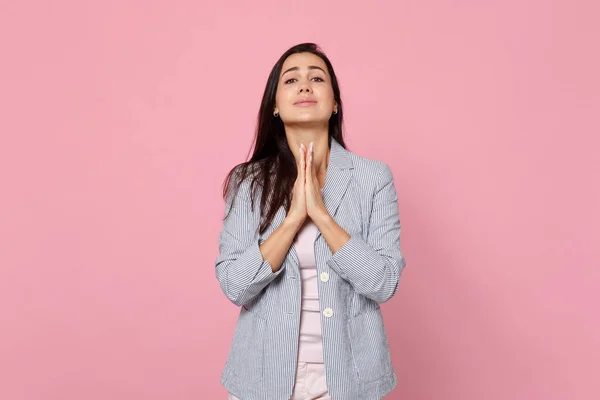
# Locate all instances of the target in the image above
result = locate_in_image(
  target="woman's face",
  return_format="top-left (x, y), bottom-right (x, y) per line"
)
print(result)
top-left (274, 52), bottom-right (337, 125)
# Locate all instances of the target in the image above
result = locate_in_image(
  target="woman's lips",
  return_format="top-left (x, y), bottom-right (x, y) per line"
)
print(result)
top-left (294, 100), bottom-right (317, 106)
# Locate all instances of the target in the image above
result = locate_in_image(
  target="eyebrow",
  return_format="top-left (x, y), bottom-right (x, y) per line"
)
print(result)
top-left (281, 65), bottom-right (327, 78)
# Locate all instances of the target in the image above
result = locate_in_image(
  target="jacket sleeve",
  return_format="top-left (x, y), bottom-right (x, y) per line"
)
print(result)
top-left (326, 162), bottom-right (406, 304)
top-left (215, 173), bottom-right (285, 307)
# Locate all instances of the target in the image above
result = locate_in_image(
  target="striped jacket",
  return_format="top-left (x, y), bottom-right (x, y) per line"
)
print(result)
top-left (215, 136), bottom-right (407, 399)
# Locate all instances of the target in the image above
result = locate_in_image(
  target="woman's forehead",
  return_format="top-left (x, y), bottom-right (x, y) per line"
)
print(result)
top-left (282, 53), bottom-right (327, 71)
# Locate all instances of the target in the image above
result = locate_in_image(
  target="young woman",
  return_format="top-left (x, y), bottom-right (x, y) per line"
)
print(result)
top-left (216, 43), bottom-right (407, 400)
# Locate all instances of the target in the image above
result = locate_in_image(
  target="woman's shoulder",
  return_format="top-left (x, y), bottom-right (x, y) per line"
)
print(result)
top-left (345, 150), bottom-right (393, 189)
top-left (348, 151), bottom-right (388, 171)
top-left (226, 163), bottom-right (263, 205)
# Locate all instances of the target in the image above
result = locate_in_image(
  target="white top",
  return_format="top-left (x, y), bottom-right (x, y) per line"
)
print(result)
top-left (294, 188), bottom-right (325, 363)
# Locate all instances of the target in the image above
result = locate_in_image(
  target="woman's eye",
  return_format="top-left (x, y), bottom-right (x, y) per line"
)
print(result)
top-left (284, 77), bottom-right (325, 84)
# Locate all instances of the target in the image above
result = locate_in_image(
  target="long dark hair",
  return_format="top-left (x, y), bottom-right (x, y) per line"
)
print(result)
top-left (221, 42), bottom-right (347, 235)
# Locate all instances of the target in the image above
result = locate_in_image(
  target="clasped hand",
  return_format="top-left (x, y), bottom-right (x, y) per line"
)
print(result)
top-left (288, 142), bottom-right (328, 223)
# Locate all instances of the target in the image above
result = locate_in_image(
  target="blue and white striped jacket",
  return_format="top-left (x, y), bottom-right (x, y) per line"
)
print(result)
top-left (215, 136), bottom-right (407, 400)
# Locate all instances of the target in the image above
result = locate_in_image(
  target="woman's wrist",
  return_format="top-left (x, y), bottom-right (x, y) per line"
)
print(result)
top-left (283, 214), bottom-right (305, 233)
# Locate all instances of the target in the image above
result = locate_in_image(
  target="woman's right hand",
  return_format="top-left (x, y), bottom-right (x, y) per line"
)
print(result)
top-left (287, 143), bottom-right (308, 224)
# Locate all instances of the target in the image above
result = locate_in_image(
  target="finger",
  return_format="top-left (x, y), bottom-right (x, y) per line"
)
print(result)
top-left (299, 144), bottom-right (305, 177)
top-left (305, 144), bottom-right (312, 183)
top-left (304, 146), bottom-right (310, 187)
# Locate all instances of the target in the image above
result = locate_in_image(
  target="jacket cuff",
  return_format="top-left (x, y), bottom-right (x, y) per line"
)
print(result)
top-left (326, 235), bottom-right (378, 281)
top-left (231, 239), bottom-right (285, 305)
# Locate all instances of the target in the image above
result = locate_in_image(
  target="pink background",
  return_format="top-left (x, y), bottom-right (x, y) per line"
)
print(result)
top-left (1, 1), bottom-right (598, 399)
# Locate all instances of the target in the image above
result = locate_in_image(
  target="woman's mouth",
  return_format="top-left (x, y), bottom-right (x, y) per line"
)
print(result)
top-left (294, 100), bottom-right (317, 107)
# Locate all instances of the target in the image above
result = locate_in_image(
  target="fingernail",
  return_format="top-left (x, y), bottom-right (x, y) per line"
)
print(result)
top-left (310, 142), bottom-right (314, 152)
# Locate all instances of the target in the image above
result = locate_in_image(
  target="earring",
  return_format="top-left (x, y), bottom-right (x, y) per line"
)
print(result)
top-left (273, 110), bottom-right (279, 117)
top-left (333, 109), bottom-right (338, 114)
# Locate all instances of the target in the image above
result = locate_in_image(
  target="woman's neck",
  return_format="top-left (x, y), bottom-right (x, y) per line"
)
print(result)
top-left (287, 132), bottom-right (330, 179)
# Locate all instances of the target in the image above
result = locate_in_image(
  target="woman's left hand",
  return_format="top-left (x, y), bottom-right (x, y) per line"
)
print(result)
top-left (303, 142), bottom-right (328, 221)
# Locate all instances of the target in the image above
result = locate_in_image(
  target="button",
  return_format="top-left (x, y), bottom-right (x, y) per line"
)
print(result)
top-left (320, 272), bottom-right (329, 282)
top-left (323, 308), bottom-right (333, 318)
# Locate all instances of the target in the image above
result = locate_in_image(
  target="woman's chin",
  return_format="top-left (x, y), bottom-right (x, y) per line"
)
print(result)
top-left (284, 115), bottom-right (329, 126)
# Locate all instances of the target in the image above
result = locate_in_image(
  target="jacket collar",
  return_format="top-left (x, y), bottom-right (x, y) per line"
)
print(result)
top-left (321, 136), bottom-right (354, 227)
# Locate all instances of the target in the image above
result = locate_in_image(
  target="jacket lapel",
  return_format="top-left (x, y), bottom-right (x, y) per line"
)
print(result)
top-left (316, 136), bottom-right (354, 241)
